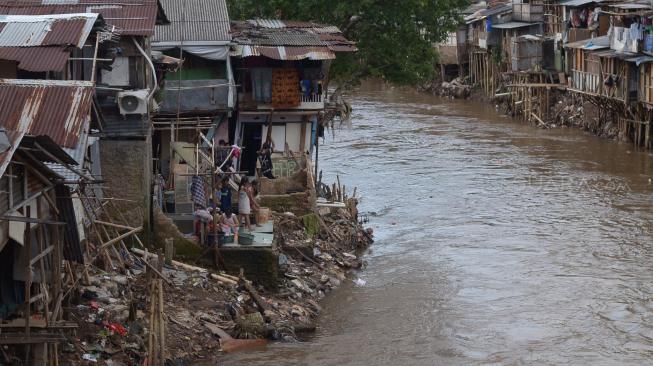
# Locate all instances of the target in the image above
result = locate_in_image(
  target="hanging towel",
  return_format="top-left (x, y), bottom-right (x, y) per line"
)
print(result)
top-left (191, 175), bottom-right (206, 207)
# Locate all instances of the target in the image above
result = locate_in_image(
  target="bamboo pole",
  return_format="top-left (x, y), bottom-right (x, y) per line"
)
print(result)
top-left (158, 250), bottom-right (165, 366)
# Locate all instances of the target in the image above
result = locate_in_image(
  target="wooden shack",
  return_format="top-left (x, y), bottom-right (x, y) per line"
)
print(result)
top-left (0, 130), bottom-right (82, 364)
top-left (566, 36), bottom-right (637, 103)
top-left (512, 0), bottom-right (544, 22)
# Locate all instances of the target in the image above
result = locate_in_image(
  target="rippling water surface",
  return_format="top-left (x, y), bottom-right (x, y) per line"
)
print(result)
top-left (221, 81), bottom-right (653, 365)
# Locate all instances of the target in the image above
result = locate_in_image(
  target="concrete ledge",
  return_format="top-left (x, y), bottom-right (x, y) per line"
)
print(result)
top-left (258, 192), bottom-right (312, 216)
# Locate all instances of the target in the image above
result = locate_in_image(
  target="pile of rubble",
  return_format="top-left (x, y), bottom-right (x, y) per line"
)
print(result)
top-left (55, 199), bottom-right (373, 365)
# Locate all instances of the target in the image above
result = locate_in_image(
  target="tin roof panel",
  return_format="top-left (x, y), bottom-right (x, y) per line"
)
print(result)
top-left (0, 79), bottom-right (94, 148)
top-left (0, 1), bottom-right (159, 36)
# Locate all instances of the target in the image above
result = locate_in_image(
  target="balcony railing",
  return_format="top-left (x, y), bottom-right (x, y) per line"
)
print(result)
top-left (239, 92), bottom-right (325, 110)
top-left (569, 70), bottom-right (628, 101)
top-left (300, 92), bottom-right (323, 104)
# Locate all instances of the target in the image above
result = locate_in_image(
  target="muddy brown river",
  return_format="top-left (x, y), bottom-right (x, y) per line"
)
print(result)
top-left (221, 82), bottom-right (653, 365)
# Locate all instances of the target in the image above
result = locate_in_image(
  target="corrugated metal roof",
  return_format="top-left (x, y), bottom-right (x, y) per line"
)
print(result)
top-left (231, 20), bottom-right (357, 53)
top-left (258, 31), bottom-right (325, 46)
top-left (45, 118), bottom-right (95, 181)
top-left (0, 13), bottom-right (96, 47)
top-left (0, 46), bottom-right (70, 71)
top-left (481, 4), bottom-right (512, 17)
top-left (0, 79), bottom-right (94, 149)
top-left (466, 3), bottom-right (512, 23)
top-left (0, 131), bottom-right (74, 179)
top-left (236, 45), bottom-right (335, 60)
top-left (0, 1), bottom-right (160, 36)
top-left (562, 0), bottom-right (602, 7)
top-left (249, 19), bottom-right (286, 29)
top-left (153, 0), bottom-right (230, 43)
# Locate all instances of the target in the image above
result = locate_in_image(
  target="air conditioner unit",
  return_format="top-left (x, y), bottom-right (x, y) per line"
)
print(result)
top-left (117, 90), bottom-right (149, 115)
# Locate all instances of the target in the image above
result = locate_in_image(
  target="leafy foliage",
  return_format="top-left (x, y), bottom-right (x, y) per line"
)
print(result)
top-left (229, 0), bottom-right (470, 85)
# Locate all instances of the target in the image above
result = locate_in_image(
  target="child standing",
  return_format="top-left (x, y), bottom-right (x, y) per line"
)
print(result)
top-left (238, 178), bottom-right (253, 231)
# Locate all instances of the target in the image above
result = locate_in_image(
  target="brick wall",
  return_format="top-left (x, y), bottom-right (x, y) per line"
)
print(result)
top-left (218, 247), bottom-right (279, 289)
top-left (99, 138), bottom-right (152, 243)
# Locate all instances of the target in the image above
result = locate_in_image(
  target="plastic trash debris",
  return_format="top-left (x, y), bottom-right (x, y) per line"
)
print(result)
top-left (105, 322), bottom-right (128, 336)
top-left (353, 278), bottom-right (367, 287)
top-left (82, 353), bottom-right (98, 362)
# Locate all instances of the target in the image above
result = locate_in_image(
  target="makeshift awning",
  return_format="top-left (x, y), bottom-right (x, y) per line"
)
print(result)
top-left (593, 49), bottom-right (636, 60)
top-left (626, 55), bottom-right (653, 65)
top-left (562, 0), bottom-right (602, 7)
top-left (564, 36), bottom-right (609, 50)
top-left (610, 3), bottom-right (651, 10)
top-left (152, 45), bottom-right (230, 60)
top-left (492, 22), bottom-right (538, 29)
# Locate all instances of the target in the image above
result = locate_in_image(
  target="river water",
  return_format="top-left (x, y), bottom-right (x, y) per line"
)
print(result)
top-left (222, 82), bottom-right (653, 365)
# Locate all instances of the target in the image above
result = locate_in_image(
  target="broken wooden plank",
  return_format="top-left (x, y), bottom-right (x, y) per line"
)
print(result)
top-left (0, 319), bottom-right (77, 329)
top-left (0, 334), bottom-right (65, 345)
top-left (100, 226), bottom-right (142, 249)
top-left (29, 245), bottom-right (54, 266)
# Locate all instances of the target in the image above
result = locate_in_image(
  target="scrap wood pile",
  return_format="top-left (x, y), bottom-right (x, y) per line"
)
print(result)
top-left (51, 197), bottom-right (373, 365)
top-left (57, 250), bottom-right (252, 365)
top-left (8, 182), bottom-right (373, 365)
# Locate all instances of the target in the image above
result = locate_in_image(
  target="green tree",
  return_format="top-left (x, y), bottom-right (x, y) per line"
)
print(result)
top-left (229, 0), bottom-right (470, 86)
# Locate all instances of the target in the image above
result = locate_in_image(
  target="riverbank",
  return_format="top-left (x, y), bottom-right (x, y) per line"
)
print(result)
top-left (217, 82), bottom-right (653, 365)
top-left (422, 76), bottom-right (646, 149)
top-left (30, 191), bottom-right (372, 365)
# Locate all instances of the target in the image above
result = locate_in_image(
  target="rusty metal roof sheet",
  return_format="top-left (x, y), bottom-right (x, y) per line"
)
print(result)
top-left (0, 79), bottom-right (94, 149)
top-left (237, 45), bottom-right (336, 60)
top-left (0, 130), bottom-right (75, 179)
top-left (154, 0), bottom-right (230, 43)
top-left (232, 20), bottom-right (357, 54)
top-left (0, 13), bottom-right (97, 47)
top-left (0, 1), bottom-right (161, 36)
top-left (45, 118), bottom-right (95, 181)
top-left (0, 45), bottom-right (70, 71)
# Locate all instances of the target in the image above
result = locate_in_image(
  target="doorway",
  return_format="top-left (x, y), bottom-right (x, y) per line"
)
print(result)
top-left (240, 123), bottom-right (262, 176)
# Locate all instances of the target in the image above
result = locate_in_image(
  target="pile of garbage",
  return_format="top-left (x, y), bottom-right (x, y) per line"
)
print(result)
top-left (57, 199), bottom-right (373, 365)
top-left (552, 98), bottom-right (584, 128)
top-left (422, 77), bottom-right (471, 99)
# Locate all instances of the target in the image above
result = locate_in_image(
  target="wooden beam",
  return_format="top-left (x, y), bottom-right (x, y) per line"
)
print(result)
top-left (99, 226), bottom-right (143, 249)
top-left (0, 216), bottom-right (65, 225)
top-left (0, 319), bottom-right (77, 329)
top-left (29, 245), bottom-right (54, 266)
top-left (0, 334), bottom-right (65, 345)
top-left (29, 293), bottom-right (44, 304)
top-left (94, 220), bottom-right (137, 231)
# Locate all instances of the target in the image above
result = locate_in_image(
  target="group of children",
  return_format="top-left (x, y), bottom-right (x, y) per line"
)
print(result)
top-left (202, 176), bottom-right (260, 244)
top-left (203, 139), bottom-right (271, 244)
